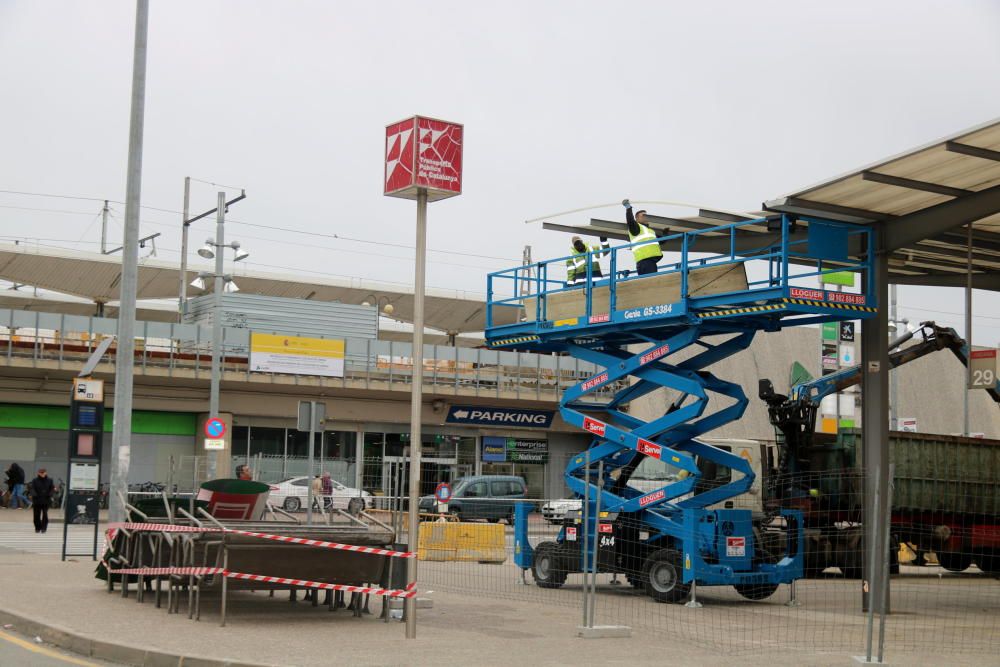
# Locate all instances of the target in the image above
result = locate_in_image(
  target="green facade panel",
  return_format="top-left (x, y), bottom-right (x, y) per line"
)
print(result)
top-left (0, 404), bottom-right (196, 436)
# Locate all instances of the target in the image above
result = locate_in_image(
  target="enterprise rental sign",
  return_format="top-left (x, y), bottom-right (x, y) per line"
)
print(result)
top-left (446, 405), bottom-right (554, 429)
top-left (482, 436), bottom-right (548, 464)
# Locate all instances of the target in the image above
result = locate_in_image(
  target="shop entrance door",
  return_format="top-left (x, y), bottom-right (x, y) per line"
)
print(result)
top-left (382, 456), bottom-right (458, 497)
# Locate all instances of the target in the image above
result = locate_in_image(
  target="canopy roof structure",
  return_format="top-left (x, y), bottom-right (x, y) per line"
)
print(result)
top-left (0, 243), bottom-right (514, 334)
top-left (765, 118), bottom-right (1000, 290)
top-left (546, 118), bottom-right (1000, 292)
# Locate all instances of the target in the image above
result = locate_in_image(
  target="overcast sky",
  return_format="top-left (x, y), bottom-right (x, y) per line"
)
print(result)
top-left (1, 0), bottom-right (999, 343)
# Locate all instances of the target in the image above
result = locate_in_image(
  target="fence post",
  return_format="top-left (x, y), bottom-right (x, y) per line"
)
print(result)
top-left (864, 465), bottom-right (881, 662)
top-left (581, 449), bottom-right (590, 629)
top-left (876, 463), bottom-right (896, 663)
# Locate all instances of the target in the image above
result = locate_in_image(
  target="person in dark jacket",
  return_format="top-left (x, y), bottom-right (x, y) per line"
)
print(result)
top-left (28, 468), bottom-right (54, 533)
top-left (6, 462), bottom-right (29, 509)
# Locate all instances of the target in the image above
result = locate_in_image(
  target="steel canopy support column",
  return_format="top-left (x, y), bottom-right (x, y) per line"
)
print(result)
top-left (861, 235), bottom-right (890, 613)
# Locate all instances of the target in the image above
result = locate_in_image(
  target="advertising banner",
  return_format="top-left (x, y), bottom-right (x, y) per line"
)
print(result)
top-left (250, 333), bottom-right (344, 377)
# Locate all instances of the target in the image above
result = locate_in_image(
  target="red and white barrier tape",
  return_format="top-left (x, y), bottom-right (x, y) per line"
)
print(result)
top-left (104, 522), bottom-right (415, 559)
top-left (226, 529), bottom-right (415, 558)
top-left (101, 562), bottom-right (417, 599)
top-left (225, 571), bottom-right (417, 598)
top-left (107, 566), bottom-right (224, 576)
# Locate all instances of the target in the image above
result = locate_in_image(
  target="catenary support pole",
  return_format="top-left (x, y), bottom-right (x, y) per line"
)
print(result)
top-left (178, 176), bottom-right (190, 321)
top-left (405, 189), bottom-right (428, 639)
top-left (109, 0), bottom-right (149, 524)
top-left (861, 231), bottom-right (890, 615)
top-left (207, 191), bottom-right (225, 480)
top-left (101, 200), bottom-right (110, 254)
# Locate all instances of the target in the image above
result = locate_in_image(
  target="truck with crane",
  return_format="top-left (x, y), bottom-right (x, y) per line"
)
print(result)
top-left (487, 213), bottom-right (878, 603)
top-left (758, 321), bottom-right (1000, 577)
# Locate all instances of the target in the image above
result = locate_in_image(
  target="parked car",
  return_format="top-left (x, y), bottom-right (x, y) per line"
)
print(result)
top-left (541, 498), bottom-right (582, 524)
top-left (267, 477), bottom-right (371, 514)
top-left (418, 475), bottom-right (527, 523)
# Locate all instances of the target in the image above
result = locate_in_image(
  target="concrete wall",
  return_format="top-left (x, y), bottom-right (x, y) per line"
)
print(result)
top-left (630, 326), bottom-right (1000, 441)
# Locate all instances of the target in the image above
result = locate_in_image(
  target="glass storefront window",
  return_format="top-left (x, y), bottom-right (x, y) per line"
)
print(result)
top-left (325, 431), bottom-right (357, 460)
top-left (249, 427), bottom-right (284, 456)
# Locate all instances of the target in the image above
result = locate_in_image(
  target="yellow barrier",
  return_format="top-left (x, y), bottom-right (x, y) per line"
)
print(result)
top-left (418, 522), bottom-right (507, 563)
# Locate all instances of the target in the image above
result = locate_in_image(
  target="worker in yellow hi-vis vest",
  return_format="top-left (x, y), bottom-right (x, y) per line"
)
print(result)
top-left (623, 199), bottom-right (663, 275)
top-left (566, 235), bottom-right (610, 285)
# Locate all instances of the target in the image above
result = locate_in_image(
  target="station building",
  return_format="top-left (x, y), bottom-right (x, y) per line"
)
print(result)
top-left (1, 243), bottom-right (997, 500)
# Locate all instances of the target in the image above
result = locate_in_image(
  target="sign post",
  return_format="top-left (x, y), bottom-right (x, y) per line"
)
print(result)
top-left (385, 115), bottom-right (463, 639)
top-left (63, 377), bottom-right (105, 561)
top-left (298, 401), bottom-right (326, 526)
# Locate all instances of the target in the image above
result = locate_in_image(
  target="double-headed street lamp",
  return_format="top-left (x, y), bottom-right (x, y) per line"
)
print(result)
top-left (187, 192), bottom-right (249, 479)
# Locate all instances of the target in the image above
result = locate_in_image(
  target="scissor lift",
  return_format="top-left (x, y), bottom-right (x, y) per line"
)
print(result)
top-left (487, 214), bottom-right (879, 602)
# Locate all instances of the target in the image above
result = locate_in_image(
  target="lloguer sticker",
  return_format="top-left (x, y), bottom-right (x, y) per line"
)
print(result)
top-left (726, 536), bottom-right (746, 557)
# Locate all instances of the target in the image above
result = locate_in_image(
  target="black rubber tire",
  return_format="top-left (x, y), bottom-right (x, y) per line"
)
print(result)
top-left (347, 497), bottom-right (365, 516)
top-left (643, 548), bottom-right (689, 603)
top-left (839, 548), bottom-right (863, 579)
top-left (283, 496), bottom-right (301, 512)
top-left (936, 550), bottom-right (972, 573)
top-left (734, 582), bottom-right (780, 600)
top-left (976, 551), bottom-right (999, 576)
top-left (532, 542), bottom-right (567, 589)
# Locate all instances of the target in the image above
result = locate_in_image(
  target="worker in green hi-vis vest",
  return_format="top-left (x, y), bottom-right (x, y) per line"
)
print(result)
top-left (565, 235), bottom-right (610, 285)
top-left (623, 199), bottom-right (663, 275)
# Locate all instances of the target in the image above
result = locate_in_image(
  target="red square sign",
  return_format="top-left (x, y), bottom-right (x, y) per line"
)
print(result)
top-left (384, 116), bottom-right (463, 201)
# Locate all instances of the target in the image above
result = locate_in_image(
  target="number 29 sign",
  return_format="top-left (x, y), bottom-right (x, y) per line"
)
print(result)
top-left (969, 350), bottom-right (997, 389)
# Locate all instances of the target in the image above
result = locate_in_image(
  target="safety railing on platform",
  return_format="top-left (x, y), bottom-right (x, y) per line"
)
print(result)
top-left (486, 215), bottom-right (875, 329)
top-left (0, 308), bottom-right (617, 401)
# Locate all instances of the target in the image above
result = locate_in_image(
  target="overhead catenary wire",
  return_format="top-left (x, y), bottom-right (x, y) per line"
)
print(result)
top-left (0, 188), bottom-right (519, 262)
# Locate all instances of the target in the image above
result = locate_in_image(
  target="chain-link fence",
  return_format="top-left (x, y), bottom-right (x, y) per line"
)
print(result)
top-left (411, 463), bottom-right (999, 661)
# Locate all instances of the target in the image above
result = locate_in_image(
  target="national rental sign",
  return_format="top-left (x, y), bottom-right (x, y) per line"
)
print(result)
top-left (482, 436), bottom-right (548, 464)
top-left (445, 406), bottom-right (554, 429)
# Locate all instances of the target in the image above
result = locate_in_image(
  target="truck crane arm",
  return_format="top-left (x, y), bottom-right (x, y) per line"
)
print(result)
top-left (759, 321), bottom-right (999, 479)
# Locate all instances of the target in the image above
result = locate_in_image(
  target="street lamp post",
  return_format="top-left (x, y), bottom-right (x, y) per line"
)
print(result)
top-left (208, 192), bottom-right (226, 480)
top-left (191, 192), bottom-right (249, 480)
top-left (178, 183), bottom-right (246, 322)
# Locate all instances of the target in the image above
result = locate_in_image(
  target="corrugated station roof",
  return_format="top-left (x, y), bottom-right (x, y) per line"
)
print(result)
top-left (0, 243), bottom-right (516, 334)
top-left (765, 118), bottom-right (1000, 288)
top-left (546, 118), bottom-right (1000, 291)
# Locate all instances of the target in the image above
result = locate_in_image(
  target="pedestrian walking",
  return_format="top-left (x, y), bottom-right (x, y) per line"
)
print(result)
top-left (622, 199), bottom-right (663, 275)
top-left (321, 471), bottom-right (334, 510)
top-left (311, 474), bottom-right (323, 510)
top-left (566, 235), bottom-right (610, 285)
top-left (28, 468), bottom-right (54, 533)
top-left (6, 462), bottom-right (29, 509)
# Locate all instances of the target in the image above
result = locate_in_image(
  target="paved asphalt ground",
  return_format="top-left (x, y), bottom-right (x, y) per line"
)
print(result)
top-left (0, 508), bottom-right (995, 666)
top-left (0, 628), bottom-right (117, 667)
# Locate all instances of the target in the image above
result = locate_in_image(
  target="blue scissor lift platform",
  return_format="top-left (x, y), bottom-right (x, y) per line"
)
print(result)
top-left (487, 214), bottom-right (878, 603)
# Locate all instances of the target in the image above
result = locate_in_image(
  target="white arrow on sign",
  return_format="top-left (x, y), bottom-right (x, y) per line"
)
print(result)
top-left (453, 410), bottom-right (469, 419)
